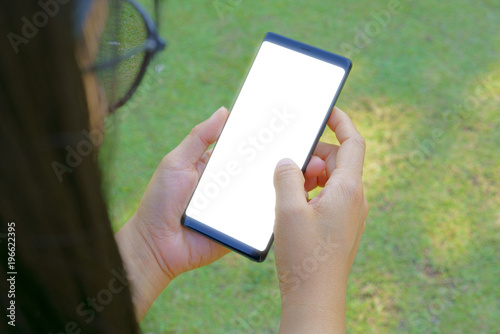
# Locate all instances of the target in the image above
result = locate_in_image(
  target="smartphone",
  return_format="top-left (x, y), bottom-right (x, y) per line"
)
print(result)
top-left (181, 32), bottom-right (352, 262)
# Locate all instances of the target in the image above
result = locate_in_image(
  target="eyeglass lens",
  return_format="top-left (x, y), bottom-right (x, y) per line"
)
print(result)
top-left (94, 0), bottom-right (148, 109)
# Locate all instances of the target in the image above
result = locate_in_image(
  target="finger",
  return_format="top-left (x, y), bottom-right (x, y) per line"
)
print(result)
top-left (303, 143), bottom-right (339, 190)
top-left (304, 169), bottom-right (331, 192)
top-left (317, 170), bottom-right (329, 188)
top-left (195, 149), bottom-right (212, 176)
top-left (198, 148), bottom-right (214, 169)
top-left (326, 107), bottom-right (365, 181)
top-left (303, 142), bottom-right (339, 192)
top-left (304, 155), bottom-right (325, 179)
top-left (273, 158), bottom-right (308, 220)
top-left (170, 107), bottom-right (229, 169)
top-left (313, 141), bottom-right (339, 160)
top-left (304, 177), bottom-right (318, 192)
top-left (313, 142), bottom-right (340, 180)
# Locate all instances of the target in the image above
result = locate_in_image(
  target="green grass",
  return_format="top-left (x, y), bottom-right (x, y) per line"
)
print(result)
top-left (101, 0), bottom-right (500, 332)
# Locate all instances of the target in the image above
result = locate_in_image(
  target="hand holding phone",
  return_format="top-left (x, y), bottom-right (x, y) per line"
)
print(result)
top-left (182, 32), bottom-right (353, 261)
top-left (274, 107), bottom-right (368, 332)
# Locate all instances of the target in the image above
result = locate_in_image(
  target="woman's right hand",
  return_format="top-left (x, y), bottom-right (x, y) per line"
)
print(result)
top-left (273, 107), bottom-right (368, 333)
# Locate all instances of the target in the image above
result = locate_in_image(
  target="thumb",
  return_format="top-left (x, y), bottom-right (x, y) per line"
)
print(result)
top-left (169, 106), bottom-right (229, 168)
top-left (273, 158), bottom-right (307, 215)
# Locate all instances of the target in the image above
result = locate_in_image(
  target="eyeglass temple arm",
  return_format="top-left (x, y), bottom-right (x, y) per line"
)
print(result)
top-left (155, 0), bottom-right (160, 30)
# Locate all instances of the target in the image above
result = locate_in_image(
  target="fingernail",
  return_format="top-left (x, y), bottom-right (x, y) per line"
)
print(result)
top-left (210, 106), bottom-right (226, 119)
top-left (276, 158), bottom-right (294, 168)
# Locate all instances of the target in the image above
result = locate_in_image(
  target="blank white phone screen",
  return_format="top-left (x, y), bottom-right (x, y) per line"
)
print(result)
top-left (186, 41), bottom-right (345, 251)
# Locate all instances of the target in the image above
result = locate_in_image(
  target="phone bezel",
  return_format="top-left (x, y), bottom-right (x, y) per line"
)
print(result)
top-left (181, 32), bottom-right (352, 262)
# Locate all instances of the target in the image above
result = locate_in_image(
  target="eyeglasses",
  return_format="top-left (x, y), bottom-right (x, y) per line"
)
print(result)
top-left (88, 0), bottom-right (166, 112)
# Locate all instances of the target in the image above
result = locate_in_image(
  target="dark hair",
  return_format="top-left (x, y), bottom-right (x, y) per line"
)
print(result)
top-left (0, 1), bottom-right (139, 333)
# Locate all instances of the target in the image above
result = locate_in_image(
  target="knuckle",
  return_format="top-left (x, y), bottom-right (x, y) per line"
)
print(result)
top-left (189, 123), bottom-right (202, 137)
top-left (351, 135), bottom-right (366, 151)
top-left (187, 123), bottom-right (211, 149)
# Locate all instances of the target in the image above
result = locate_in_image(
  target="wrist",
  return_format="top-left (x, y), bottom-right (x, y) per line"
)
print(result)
top-left (279, 277), bottom-right (347, 333)
top-left (115, 214), bottom-right (171, 321)
top-left (280, 303), bottom-right (345, 334)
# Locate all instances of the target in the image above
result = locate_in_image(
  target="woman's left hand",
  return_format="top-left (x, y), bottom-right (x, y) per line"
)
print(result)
top-left (132, 106), bottom-right (232, 281)
top-left (115, 106), bottom-right (230, 320)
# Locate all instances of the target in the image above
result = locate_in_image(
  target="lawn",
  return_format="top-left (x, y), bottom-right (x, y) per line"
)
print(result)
top-left (101, 0), bottom-right (500, 332)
